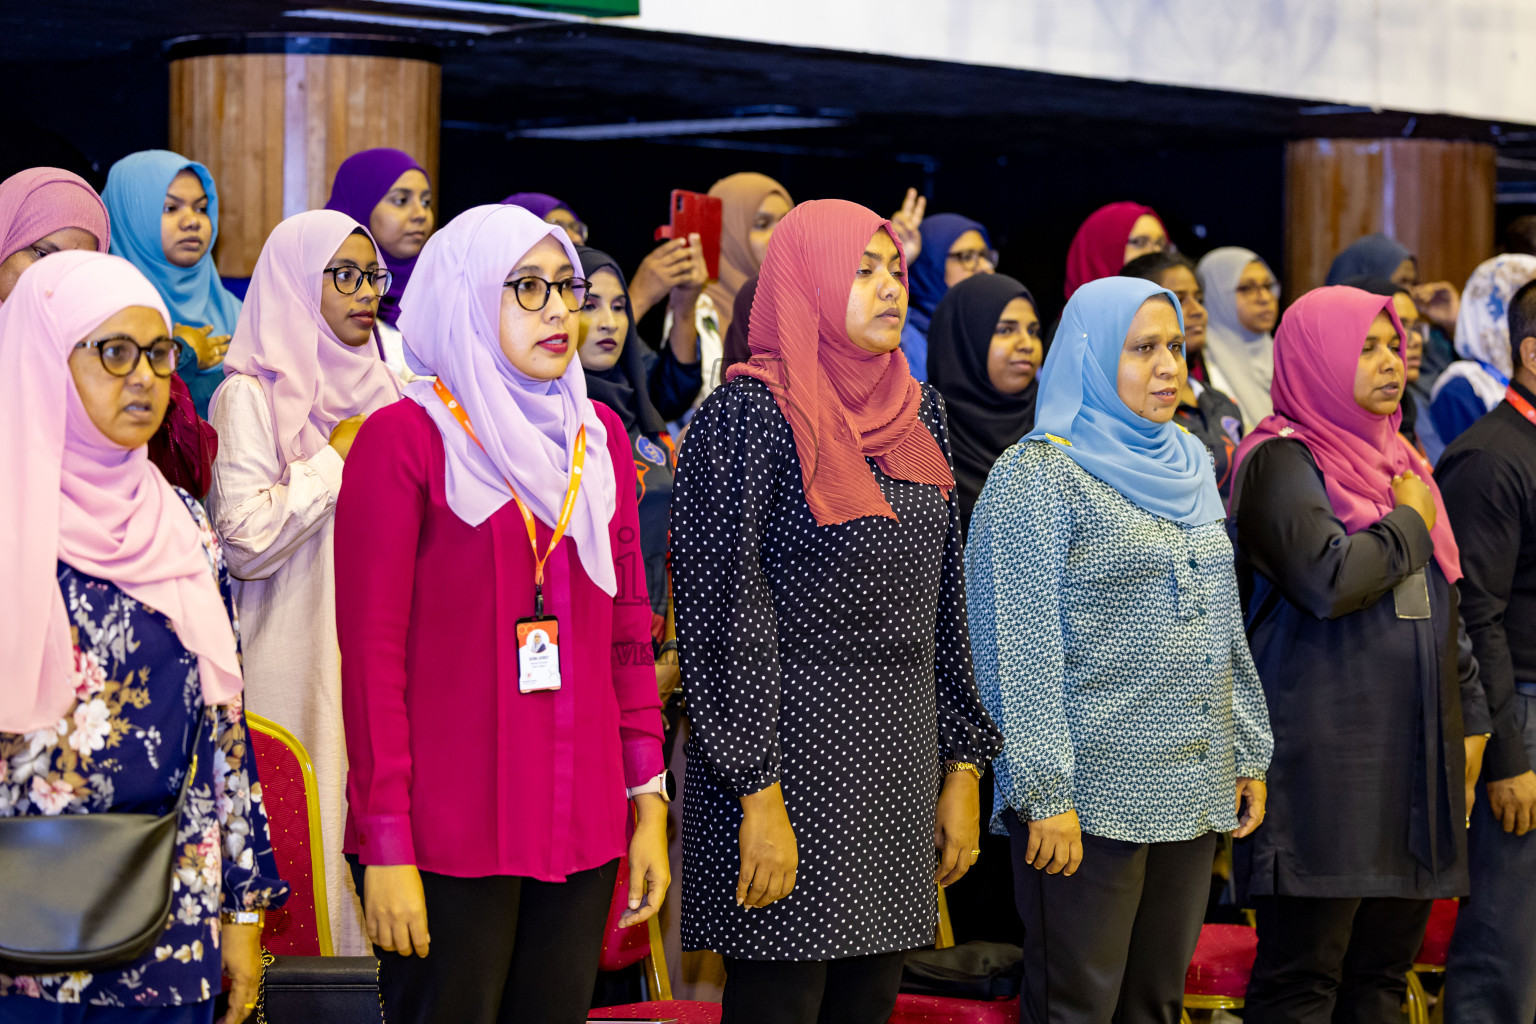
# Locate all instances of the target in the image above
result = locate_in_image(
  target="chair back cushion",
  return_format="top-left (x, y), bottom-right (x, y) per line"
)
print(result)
top-left (248, 716), bottom-right (324, 956)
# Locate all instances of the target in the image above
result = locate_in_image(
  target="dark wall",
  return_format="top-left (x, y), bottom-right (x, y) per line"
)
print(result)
top-left (441, 128), bottom-right (1285, 332)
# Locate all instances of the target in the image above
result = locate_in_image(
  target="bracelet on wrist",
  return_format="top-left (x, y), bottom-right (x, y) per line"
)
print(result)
top-left (943, 760), bottom-right (983, 782)
top-left (220, 909), bottom-right (263, 926)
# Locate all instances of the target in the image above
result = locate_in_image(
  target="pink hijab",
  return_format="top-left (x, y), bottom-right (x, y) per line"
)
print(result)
top-left (213, 210), bottom-right (401, 468)
top-left (727, 199), bottom-right (954, 526)
top-left (1232, 285), bottom-right (1462, 584)
top-left (1064, 201), bottom-right (1164, 300)
top-left (397, 204), bottom-right (619, 595)
top-left (0, 167), bottom-right (110, 288)
top-left (0, 251), bottom-right (241, 734)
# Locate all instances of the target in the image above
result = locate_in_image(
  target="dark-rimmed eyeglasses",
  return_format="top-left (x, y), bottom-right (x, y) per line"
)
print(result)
top-left (947, 248), bottom-right (999, 272)
top-left (505, 276), bottom-right (590, 312)
top-left (325, 266), bottom-right (394, 296)
top-left (73, 336), bottom-right (182, 378)
top-left (1235, 280), bottom-right (1279, 299)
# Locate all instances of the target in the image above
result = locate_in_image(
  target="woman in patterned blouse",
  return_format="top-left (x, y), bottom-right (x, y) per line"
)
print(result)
top-left (0, 250), bottom-right (287, 1024)
top-left (967, 275), bottom-right (1272, 1024)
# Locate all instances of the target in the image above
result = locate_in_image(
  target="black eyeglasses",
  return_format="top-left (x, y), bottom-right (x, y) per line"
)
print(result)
top-left (947, 248), bottom-right (999, 272)
top-left (73, 336), bottom-right (182, 378)
top-left (505, 276), bottom-right (590, 312)
top-left (325, 266), bottom-right (394, 296)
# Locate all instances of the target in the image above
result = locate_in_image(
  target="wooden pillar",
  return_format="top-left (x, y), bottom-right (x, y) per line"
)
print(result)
top-left (1284, 138), bottom-right (1496, 299)
top-left (167, 35), bottom-right (441, 277)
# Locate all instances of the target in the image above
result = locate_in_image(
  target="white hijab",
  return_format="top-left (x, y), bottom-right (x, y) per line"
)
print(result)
top-left (1197, 246), bottom-right (1278, 432)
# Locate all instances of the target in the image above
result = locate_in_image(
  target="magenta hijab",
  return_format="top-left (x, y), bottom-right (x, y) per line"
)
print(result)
top-left (1232, 285), bottom-right (1461, 584)
top-left (0, 251), bottom-right (241, 734)
top-left (0, 167), bottom-right (110, 285)
top-left (397, 204), bottom-right (618, 596)
top-left (213, 210), bottom-right (401, 468)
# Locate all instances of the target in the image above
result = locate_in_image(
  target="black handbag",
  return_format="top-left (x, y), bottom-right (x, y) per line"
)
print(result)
top-left (0, 713), bottom-right (207, 975)
top-left (250, 953), bottom-right (382, 1024)
top-left (900, 941), bottom-right (1025, 1000)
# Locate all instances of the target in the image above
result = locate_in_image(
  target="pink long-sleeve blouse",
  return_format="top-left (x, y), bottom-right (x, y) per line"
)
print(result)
top-left (335, 398), bottom-right (664, 881)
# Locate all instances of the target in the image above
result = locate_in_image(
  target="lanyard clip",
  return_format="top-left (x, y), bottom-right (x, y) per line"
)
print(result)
top-left (534, 585), bottom-right (545, 619)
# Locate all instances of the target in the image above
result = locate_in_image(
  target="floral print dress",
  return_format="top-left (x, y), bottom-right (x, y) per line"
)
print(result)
top-left (0, 491), bottom-right (288, 1010)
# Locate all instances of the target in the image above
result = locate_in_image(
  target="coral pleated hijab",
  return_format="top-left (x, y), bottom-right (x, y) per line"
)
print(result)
top-left (0, 251), bottom-right (242, 734)
top-left (727, 199), bottom-right (954, 526)
top-left (1233, 285), bottom-right (1461, 583)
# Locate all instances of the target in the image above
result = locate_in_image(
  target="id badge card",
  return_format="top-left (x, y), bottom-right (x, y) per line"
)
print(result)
top-left (1393, 568), bottom-right (1432, 620)
top-left (516, 616), bottom-right (561, 692)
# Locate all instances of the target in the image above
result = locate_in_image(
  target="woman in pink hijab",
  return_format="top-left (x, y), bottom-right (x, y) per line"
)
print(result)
top-left (207, 209), bottom-right (400, 957)
top-left (1229, 285), bottom-right (1487, 1024)
top-left (0, 166), bottom-right (220, 497)
top-left (1064, 200), bottom-right (1169, 300)
top-left (0, 250), bottom-right (287, 1023)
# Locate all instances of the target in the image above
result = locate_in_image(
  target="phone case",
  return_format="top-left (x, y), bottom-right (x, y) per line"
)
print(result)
top-left (654, 190), bottom-right (723, 281)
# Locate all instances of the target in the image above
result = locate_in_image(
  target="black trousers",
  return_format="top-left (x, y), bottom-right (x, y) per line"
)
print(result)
top-left (1244, 895), bottom-right (1433, 1024)
top-left (719, 951), bottom-right (908, 1024)
top-left (349, 856), bottom-right (618, 1024)
top-left (1006, 811), bottom-right (1216, 1024)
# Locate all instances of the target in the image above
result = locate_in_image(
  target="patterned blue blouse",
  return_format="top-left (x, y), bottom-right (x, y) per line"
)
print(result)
top-left (966, 440), bottom-right (1272, 844)
top-left (0, 492), bottom-right (288, 1009)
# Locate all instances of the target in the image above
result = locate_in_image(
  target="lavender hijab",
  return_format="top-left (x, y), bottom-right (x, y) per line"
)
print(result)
top-left (397, 204), bottom-right (618, 595)
top-left (324, 148), bottom-right (428, 326)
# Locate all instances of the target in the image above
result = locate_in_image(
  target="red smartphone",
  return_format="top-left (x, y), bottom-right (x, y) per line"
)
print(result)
top-left (654, 189), bottom-right (723, 280)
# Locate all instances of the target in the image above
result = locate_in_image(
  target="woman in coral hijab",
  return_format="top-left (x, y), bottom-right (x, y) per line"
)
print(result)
top-left (672, 199), bottom-right (1002, 1023)
top-left (0, 250), bottom-right (287, 1024)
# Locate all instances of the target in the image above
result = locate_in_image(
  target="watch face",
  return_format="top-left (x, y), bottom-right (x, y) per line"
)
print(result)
top-left (664, 770), bottom-right (678, 802)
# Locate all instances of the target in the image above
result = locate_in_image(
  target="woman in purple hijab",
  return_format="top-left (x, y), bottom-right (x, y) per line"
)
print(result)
top-left (326, 149), bottom-right (434, 381)
top-left (503, 192), bottom-right (587, 247)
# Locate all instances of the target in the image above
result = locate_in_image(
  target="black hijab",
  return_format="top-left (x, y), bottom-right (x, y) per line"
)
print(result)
top-left (926, 272), bottom-right (1039, 523)
top-left (575, 246), bottom-right (667, 437)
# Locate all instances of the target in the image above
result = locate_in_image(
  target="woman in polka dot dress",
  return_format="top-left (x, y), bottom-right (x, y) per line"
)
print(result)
top-left (671, 199), bottom-right (1004, 1024)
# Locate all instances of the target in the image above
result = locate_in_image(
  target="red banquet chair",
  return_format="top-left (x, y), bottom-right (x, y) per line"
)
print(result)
top-left (246, 711), bottom-right (333, 956)
top-left (588, 855), bottom-right (721, 1024)
top-left (1180, 922), bottom-right (1258, 1022)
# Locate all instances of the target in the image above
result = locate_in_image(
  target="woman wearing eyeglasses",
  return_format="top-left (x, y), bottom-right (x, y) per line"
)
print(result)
top-left (207, 210), bottom-right (402, 956)
top-left (325, 149), bottom-right (435, 384)
top-left (1196, 246), bottom-right (1281, 432)
top-left (900, 212), bottom-right (997, 381)
top-left (335, 205), bottom-right (667, 1024)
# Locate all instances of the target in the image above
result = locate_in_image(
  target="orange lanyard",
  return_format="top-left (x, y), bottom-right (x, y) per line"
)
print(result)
top-left (434, 379), bottom-right (585, 615)
top-left (1508, 386), bottom-right (1536, 430)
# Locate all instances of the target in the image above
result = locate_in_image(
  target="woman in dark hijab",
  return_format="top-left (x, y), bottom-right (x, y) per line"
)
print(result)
top-left (901, 213), bottom-right (995, 382)
top-left (926, 272), bottom-right (1041, 531)
top-left (575, 246), bottom-right (700, 648)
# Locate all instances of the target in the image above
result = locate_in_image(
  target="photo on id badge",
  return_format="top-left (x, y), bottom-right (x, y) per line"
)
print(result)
top-left (517, 618), bottom-right (561, 692)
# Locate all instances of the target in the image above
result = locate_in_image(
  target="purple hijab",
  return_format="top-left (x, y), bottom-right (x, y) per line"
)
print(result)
top-left (502, 192), bottom-right (579, 223)
top-left (324, 148), bottom-right (428, 326)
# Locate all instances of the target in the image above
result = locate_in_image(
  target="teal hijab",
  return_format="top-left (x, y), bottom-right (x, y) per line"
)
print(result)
top-left (103, 150), bottom-right (242, 336)
top-left (1026, 275), bottom-right (1224, 526)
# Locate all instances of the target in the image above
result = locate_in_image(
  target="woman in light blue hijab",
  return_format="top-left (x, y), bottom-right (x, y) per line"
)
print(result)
top-left (967, 275), bottom-right (1271, 1023)
top-left (104, 149), bottom-right (242, 417)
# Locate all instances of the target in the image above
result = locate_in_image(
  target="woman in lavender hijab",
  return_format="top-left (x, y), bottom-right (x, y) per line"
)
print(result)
top-left (325, 148), bottom-right (435, 382)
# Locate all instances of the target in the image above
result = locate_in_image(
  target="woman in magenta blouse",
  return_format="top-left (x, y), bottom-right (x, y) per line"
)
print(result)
top-left (335, 204), bottom-right (669, 1024)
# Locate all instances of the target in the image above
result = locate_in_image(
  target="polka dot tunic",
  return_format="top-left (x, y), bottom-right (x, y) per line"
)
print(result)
top-left (671, 376), bottom-right (1004, 961)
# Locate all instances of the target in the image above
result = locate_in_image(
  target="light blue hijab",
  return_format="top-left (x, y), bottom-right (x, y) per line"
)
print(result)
top-left (1026, 275), bottom-right (1224, 526)
top-left (103, 150), bottom-right (242, 336)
